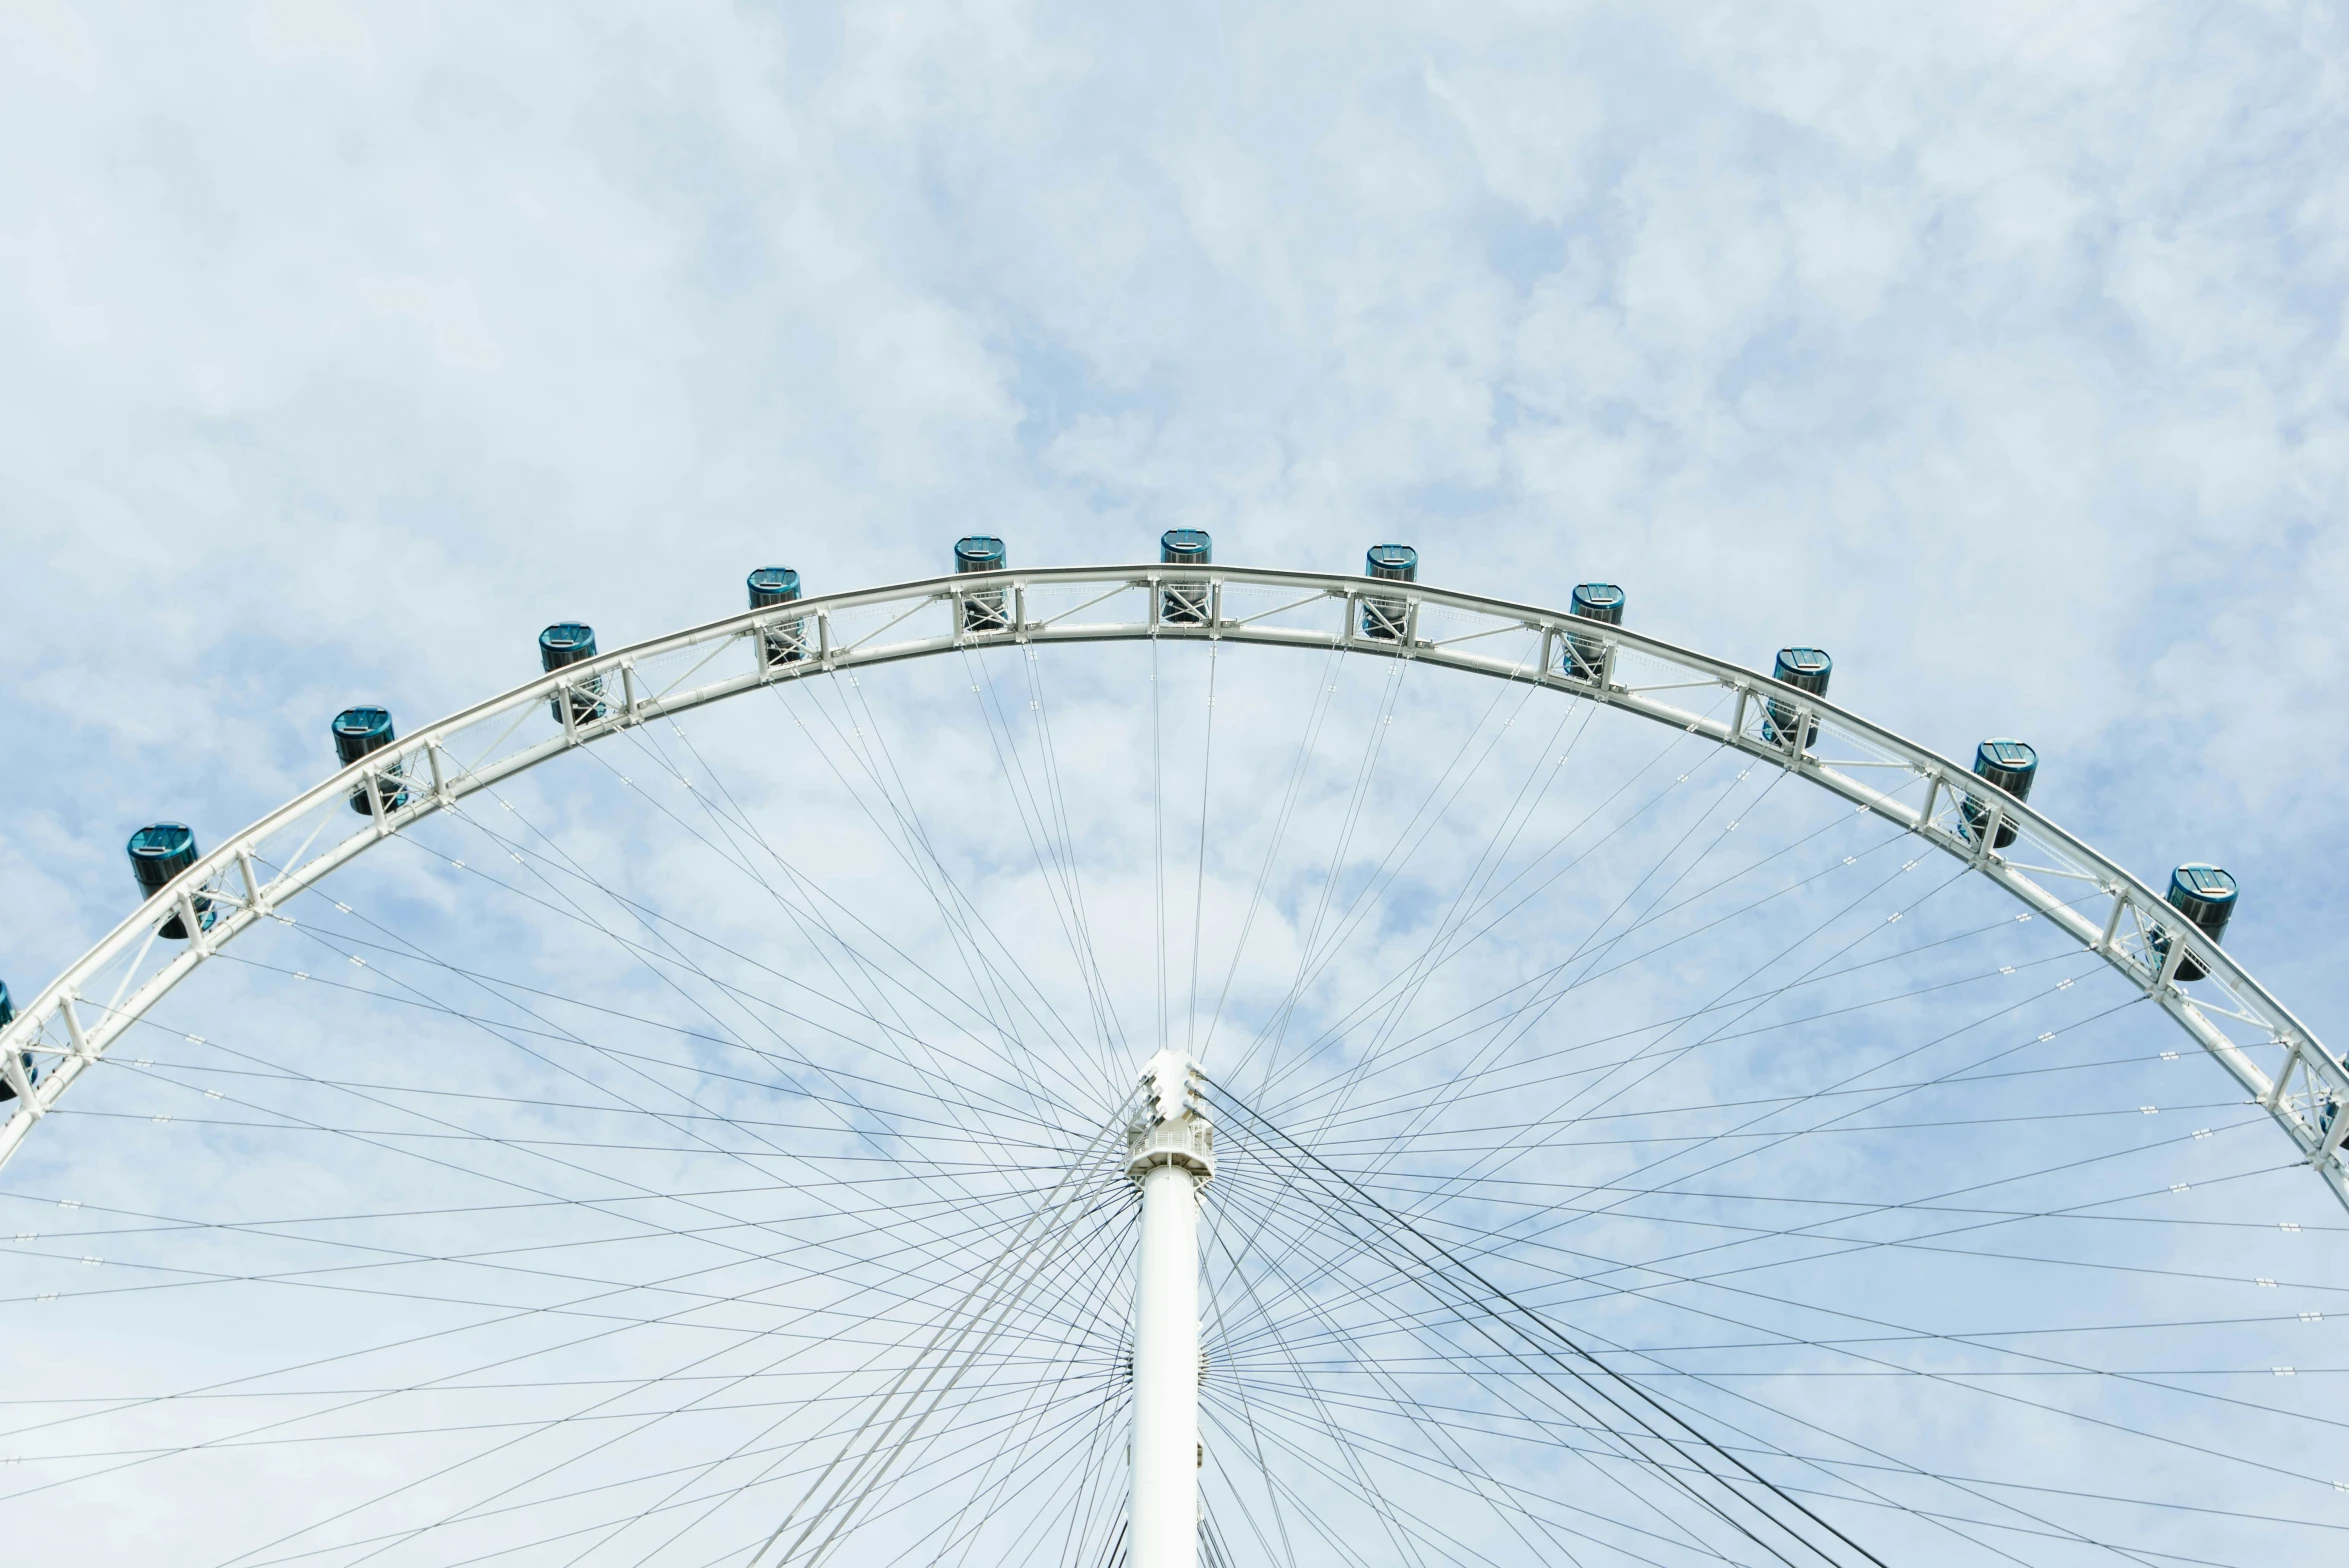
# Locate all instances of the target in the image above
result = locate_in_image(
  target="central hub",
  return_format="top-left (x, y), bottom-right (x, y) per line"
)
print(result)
top-left (1128, 1049), bottom-right (1215, 1182)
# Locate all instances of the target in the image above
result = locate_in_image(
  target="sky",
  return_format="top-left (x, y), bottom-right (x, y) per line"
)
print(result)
top-left (2, 5), bottom-right (2348, 1562)
top-left (2, 1), bottom-right (2345, 1024)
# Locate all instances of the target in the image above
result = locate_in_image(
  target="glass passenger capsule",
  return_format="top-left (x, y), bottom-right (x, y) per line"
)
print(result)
top-left (1361, 544), bottom-right (1418, 642)
top-left (1159, 529), bottom-right (1212, 626)
top-left (330, 706), bottom-right (408, 816)
top-left (748, 567), bottom-right (809, 668)
top-left (2154, 863), bottom-right (2237, 984)
top-left (128, 822), bottom-right (213, 939)
top-left (1762, 647), bottom-right (1832, 749)
top-left (538, 622), bottom-right (606, 726)
top-left (1564, 583), bottom-right (1624, 682)
top-left (954, 537), bottom-right (1011, 633)
top-left (1959, 738), bottom-right (2038, 850)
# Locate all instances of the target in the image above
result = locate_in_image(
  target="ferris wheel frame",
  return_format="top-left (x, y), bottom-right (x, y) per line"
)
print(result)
top-left (4, 561), bottom-right (2340, 1206)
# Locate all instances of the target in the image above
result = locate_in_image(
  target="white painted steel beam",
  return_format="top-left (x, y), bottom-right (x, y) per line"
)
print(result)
top-left (1129, 1050), bottom-right (1213, 1568)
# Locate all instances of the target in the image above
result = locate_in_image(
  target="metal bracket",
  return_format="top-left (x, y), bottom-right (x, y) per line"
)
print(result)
top-left (60, 994), bottom-right (92, 1061)
top-left (1, 1047), bottom-right (38, 1113)
top-left (178, 888), bottom-right (212, 957)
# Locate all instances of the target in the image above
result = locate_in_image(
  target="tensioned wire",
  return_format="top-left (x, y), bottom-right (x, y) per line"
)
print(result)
top-left (250, 788), bottom-right (1099, 1295)
top-left (1230, 674), bottom-right (1738, 1108)
top-left (1202, 1148), bottom-right (1775, 1568)
top-left (959, 646), bottom-right (1129, 1087)
top-left (651, 1148), bottom-right (1142, 1568)
top-left (1203, 1122), bottom-right (1898, 1567)
top-left (1212, 1065), bottom-right (2330, 1558)
top-left (743, 1115), bottom-right (1135, 1568)
top-left (1201, 1106), bottom-right (2119, 1567)
top-left (189, 877), bottom-right (1064, 1303)
top-left (309, 1134), bottom-right (1141, 1568)
top-left (1263, 857), bottom-right (2095, 1138)
top-left (611, 682), bottom-right (1104, 1133)
top-left (1206, 1162), bottom-right (2126, 1568)
top-left (767, 669), bottom-right (1099, 1115)
top-left (4, 769), bottom-right (1151, 1530)
top-left (1285, 833), bottom-right (1984, 1216)
top-left (1202, 1118), bottom-right (1886, 1568)
top-left (1212, 1051), bottom-right (2330, 1474)
top-left (460, 730), bottom-right (1096, 1149)
top-left (221, 1375), bottom-right (1130, 1568)
top-left (208, 1112), bottom-right (1138, 1568)
top-left (4, 967), bottom-right (1136, 1483)
top-left (13, 633), bottom-right (2330, 1558)
top-left (1200, 1103), bottom-right (2337, 1561)
top-left (1298, 714), bottom-right (1781, 1150)
top-left (0, 1139), bottom-right (1134, 1504)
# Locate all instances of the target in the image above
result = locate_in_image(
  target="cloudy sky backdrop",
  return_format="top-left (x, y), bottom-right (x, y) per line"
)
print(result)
top-left (2, 4), bottom-right (2344, 1114)
top-left (7, 7), bottom-right (2349, 1564)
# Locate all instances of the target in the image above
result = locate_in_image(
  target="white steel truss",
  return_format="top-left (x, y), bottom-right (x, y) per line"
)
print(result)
top-left (3, 562), bottom-right (2341, 1207)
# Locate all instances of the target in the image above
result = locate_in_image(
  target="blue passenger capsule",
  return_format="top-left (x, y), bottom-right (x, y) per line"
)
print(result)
top-left (0, 978), bottom-right (27, 1105)
top-left (1960, 738), bottom-right (2038, 850)
top-left (1564, 583), bottom-right (1624, 682)
top-left (1160, 529), bottom-right (1213, 626)
top-left (128, 823), bottom-right (213, 940)
top-left (1362, 544), bottom-right (1418, 642)
top-left (748, 567), bottom-right (808, 668)
top-left (1763, 647), bottom-right (1832, 749)
top-left (2155, 863), bottom-right (2237, 983)
top-left (538, 623), bottom-right (606, 726)
top-left (331, 706), bottom-right (407, 816)
top-left (954, 537), bottom-right (1011, 633)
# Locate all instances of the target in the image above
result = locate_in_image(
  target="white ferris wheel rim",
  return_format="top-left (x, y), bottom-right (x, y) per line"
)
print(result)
top-left (3, 559), bottom-right (2339, 1203)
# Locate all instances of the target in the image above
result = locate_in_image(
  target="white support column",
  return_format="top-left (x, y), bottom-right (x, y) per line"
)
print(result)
top-left (1129, 1050), bottom-right (1214, 1568)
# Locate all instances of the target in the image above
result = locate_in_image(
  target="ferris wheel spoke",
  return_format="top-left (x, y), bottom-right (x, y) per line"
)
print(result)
top-left (212, 1134), bottom-right (1134, 1568)
top-left (241, 847), bottom-right (1085, 1235)
top-left (8, 576), bottom-right (2340, 1564)
top-left (1228, 653), bottom-right (1416, 1095)
top-left (1196, 645), bottom-right (1353, 1071)
top-left (758, 677), bottom-right (1107, 1117)
top-left (425, 777), bottom-right (1092, 1158)
top-left (1267, 832), bottom-right (2045, 1140)
top-left (1207, 1390), bottom-right (1730, 1568)
top-left (1349, 1168), bottom-right (2348, 1551)
top-left (957, 649), bottom-right (1131, 1090)
top-left (1218, 1195), bottom-right (2067, 1568)
top-left (1242, 680), bottom-right (1747, 1121)
top-left (1205, 1157), bottom-right (1776, 1567)
top-left (0, 1109), bottom-right (1124, 1491)
top-left (1252, 747), bottom-right (1884, 1138)
top-left (519, 711), bottom-right (1095, 1146)
top-left (1211, 1088), bottom-right (1906, 1566)
top-left (1204, 1171), bottom-right (1736, 1567)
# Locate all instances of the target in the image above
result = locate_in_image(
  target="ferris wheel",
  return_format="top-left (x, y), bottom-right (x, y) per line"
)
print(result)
top-left (2, 536), bottom-right (2346, 1568)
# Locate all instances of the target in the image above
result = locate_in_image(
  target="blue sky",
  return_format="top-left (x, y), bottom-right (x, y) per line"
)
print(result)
top-left (4, 2), bottom-right (2343, 1033)
top-left (3, 8), bottom-right (2348, 1561)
